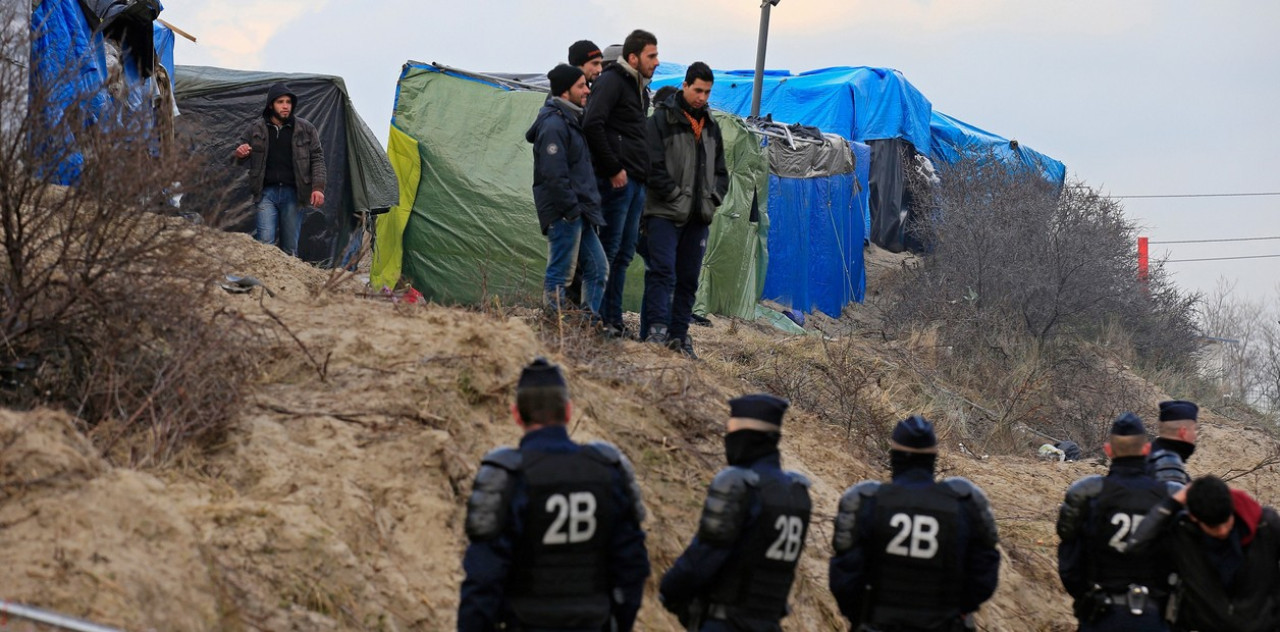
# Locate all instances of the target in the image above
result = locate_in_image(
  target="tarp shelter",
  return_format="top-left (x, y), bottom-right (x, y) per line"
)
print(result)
top-left (929, 110), bottom-right (1066, 184)
top-left (173, 66), bottom-right (399, 265)
top-left (373, 62), bottom-right (771, 320)
top-left (762, 132), bottom-right (866, 317)
top-left (25, 0), bottom-right (166, 184)
top-left (652, 66), bottom-right (1064, 255)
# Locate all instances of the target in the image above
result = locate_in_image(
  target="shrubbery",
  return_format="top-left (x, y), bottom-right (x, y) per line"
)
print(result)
top-left (0, 21), bottom-right (261, 465)
top-left (883, 156), bottom-right (1203, 449)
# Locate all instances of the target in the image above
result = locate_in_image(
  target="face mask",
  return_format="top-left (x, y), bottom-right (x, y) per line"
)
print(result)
top-left (890, 450), bottom-right (937, 476)
top-left (724, 429), bottom-right (780, 466)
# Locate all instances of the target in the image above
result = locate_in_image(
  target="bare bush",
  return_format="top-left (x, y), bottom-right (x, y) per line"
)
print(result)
top-left (0, 19), bottom-right (261, 465)
top-left (882, 156), bottom-right (1203, 449)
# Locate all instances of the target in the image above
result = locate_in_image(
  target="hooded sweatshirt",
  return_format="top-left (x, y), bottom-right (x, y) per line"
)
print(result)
top-left (236, 82), bottom-right (327, 205)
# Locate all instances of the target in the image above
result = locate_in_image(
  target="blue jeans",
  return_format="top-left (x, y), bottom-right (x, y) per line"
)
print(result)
top-left (640, 217), bottom-right (708, 341)
top-left (597, 178), bottom-right (646, 328)
top-left (545, 217), bottom-right (607, 315)
top-left (255, 183), bottom-right (303, 256)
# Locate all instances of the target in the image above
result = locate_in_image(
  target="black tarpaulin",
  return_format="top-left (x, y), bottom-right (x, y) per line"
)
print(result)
top-left (173, 65), bottom-right (397, 266)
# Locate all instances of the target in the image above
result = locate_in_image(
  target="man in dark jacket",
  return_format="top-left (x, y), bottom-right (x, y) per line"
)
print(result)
top-left (582, 29), bottom-right (659, 338)
top-left (830, 416), bottom-right (1000, 632)
top-left (525, 65), bottom-right (607, 317)
top-left (1147, 400), bottom-right (1198, 484)
top-left (639, 62), bottom-right (728, 359)
top-left (233, 82), bottom-right (326, 257)
top-left (1128, 475), bottom-right (1280, 632)
top-left (660, 393), bottom-right (812, 631)
top-left (458, 357), bottom-right (650, 632)
top-left (1057, 413), bottom-right (1179, 631)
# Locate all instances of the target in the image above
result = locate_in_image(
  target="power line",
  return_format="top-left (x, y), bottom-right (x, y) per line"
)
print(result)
top-left (1164, 254), bottom-right (1280, 263)
top-left (1115, 191), bottom-right (1280, 199)
top-left (1149, 235), bottom-right (1280, 245)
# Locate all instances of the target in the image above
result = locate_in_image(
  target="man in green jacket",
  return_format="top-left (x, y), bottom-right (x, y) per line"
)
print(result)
top-left (639, 62), bottom-right (728, 359)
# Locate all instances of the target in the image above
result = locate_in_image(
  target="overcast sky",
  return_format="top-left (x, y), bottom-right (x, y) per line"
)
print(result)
top-left (161, 0), bottom-right (1280, 304)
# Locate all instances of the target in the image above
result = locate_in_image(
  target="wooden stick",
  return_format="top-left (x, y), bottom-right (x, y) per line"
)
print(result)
top-left (157, 18), bottom-right (197, 43)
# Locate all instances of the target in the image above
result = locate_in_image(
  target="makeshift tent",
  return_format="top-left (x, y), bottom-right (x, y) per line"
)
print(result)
top-left (929, 110), bottom-right (1066, 184)
top-left (25, 0), bottom-right (166, 183)
top-left (652, 66), bottom-right (1064, 255)
top-left (373, 62), bottom-right (770, 319)
top-left (173, 66), bottom-right (399, 265)
top-left (762, 132), bottom-right (866, 317)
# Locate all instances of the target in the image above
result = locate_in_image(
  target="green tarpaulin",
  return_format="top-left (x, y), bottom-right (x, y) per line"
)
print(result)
top-left (373, 62), bottom-right (770, 319)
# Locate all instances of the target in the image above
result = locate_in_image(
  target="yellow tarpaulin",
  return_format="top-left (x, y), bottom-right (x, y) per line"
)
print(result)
top-left (371, 124), bottom-right (422, 290)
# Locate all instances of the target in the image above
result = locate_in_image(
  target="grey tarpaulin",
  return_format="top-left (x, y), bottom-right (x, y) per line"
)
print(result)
top-left (173, 65), bottom-right (398, 265)
top-left (769, 133), bottom-right (856, 179)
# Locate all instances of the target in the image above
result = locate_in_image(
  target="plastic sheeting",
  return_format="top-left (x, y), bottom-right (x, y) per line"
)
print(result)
top-left (378, 62), bottom-right (770, 319)
top-left (651, 66), bottom-right (934, 150)
top-left (852, 140), bottom-right (871, 242)
top-left (929, 110), bottom-right (1065, 186)
top-left (762, 135), bottom-right (865, 316)
top-left (151, 21), bottom-right (172, 94)
top-left (173, 65), bottom-right (398, 265)
top-left (371, 125), bottom-right (420, 291)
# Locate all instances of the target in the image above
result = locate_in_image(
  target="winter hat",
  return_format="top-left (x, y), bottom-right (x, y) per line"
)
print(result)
top-left (890, 415), bottom-right (938, 452)
top-left (568, 40), bottom-right (602, 67)
top-left (1158, 400), bottom-right (1199, 423)
top-left (1110, 412), bottom-right (1146, 436)
top-left (548, 64), bottom-right (584, 98)
top-left (601, 44), bottom-right (623, 66)
top-left (517, 357), bottom-right (567, 390)
top-left (728, 393), bottom-right (789, 427)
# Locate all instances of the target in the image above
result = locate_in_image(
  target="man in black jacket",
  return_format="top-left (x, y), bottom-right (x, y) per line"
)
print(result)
top-left (233, 82), bottom-right (326, 257)
top-left (1057, 413), bottom-right (1178, 631)
top-left (639, 62), bottom-right (728, 359)
top-left (829, 416), bottom-right (1000, 631)
top-left (1147, 400), bottom-right (1198, 484)
top-left (1128, 475), bottom-right (1280, 632)
top-left (659, 393), bottom-right (811, 631)
top-left (525, 65), bottom-right (607, 317)
top-left (458, 358), bottom-right (650, 632)
top-left (582, 29), bottom-right (659, 338)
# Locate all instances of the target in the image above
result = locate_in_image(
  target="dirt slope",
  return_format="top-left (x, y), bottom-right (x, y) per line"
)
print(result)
top-left (1, 229), bottom-right (1277, 632)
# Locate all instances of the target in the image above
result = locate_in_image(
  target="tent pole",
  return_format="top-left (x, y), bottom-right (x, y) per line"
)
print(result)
top-left (751, 1), bottom-right (779, 119)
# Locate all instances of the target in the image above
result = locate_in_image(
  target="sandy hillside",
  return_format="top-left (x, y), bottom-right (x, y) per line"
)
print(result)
top-left (1, 228), bottom-right (1277, 632)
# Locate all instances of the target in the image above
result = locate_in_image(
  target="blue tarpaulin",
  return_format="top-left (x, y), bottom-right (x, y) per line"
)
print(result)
top-left (929, 110), bottom-right (1065, 185)
top-left (30, 0), bottom-right (108, 183)
top-left (763, 169), bottom-right (865, 316)
top-left (153, 21), bottom-right (175, 93)
top-left (852, 140), bottom-right (871, 240)
top-left (652, 66), bottom-right (934, 151)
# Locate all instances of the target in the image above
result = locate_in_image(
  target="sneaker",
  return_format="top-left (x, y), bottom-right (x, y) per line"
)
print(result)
top-left (691, 313), bottom-right (713, 327)
top-left (645, 324), bottom-right (669, 345)
top-left (667, 336), bottom-right (699, 360)
top-left (602, 322), bottom-right (626, 339)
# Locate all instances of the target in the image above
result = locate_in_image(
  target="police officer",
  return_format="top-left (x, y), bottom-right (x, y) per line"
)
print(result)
top-left (457, 357), bottom-right (650, 632)
top-left (659, 393), bottom-right (812, 631)
top-left (830, 415), bottom-right (1000, 632)
top-left (1147, 400), bottom-right (1198, 485)
top-left (1057, 413), bottom-right (1178, 631)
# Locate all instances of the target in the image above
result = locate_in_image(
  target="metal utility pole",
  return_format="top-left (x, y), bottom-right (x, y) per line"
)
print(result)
top-left (750, 0), bottom-right (781, 119)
